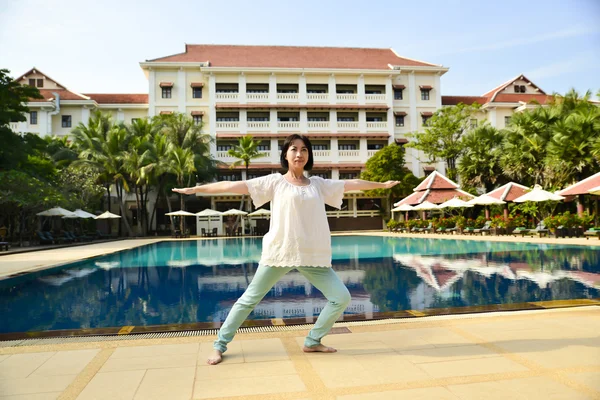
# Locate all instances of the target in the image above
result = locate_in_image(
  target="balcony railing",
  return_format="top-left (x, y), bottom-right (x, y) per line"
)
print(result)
top-left (215, 121), bottom-right (240, 130)
top-left (339, 150), bottom-right (360, 158)
top-left (247, 93), bottom-right (269, 102)
top-left (307, 93), bottom-right (328, 102)
top-left (276, 93), bottom-right (299, 102)
top-left (216, 151), bottom-right (270, 162)
top-left (326, 210), bottom-right (380, 218)
top-left (337, 121), bottom-right (359, 130)
top-left (307, 121), bottom-right (329, 130)
top-left (367, 150), bottom-right (379, 158)
top-left (336, 93), bottom-right (358, 103)
top-left (215, 93), bottom-right (239, 102)
top-left (366, 122), bottom-right (387, 130)
top-left (277, 121), bottom-right (300, 130)
top-left (366, 94), bottom-right (386, 103)
top-left (313, 150), bottom-right (331, 159)
top-left (247, 121), bottom-right (270, 130)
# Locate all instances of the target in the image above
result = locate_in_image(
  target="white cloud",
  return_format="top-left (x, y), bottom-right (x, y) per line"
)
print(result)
top-left (526, 51), bottom-right (599, 80)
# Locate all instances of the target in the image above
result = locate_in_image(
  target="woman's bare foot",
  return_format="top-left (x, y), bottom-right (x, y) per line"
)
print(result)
top-left (207, 349), bottom-right (223, 365)
top-left (302, 344), bottom-right (337, 353)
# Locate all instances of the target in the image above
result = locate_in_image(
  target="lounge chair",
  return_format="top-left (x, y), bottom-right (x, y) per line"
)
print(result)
top-left (211, 227), bottom-right (218, 237)
top-left (417, 223), bottom-right (433, 233)
top-left (0, 241), bottom-right (9, 251)
top-left (37, 231), bottom-right (54, 244)
top-left (463, 227), bottom-right (475, 235)
top-left (445, 224), bottom-right (459, 234)
top-left (584, 228), bottom-right (600, 240)
top-left (513, 222), bottom-right (549, 237)
top-left (473, 221), bottom-right (492, 235)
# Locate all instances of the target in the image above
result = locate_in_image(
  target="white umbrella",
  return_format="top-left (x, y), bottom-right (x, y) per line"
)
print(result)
top-left (37, 207), bottom-right (75, 217)
top-left (468, 194), bottom-right (506, 205)
top-left (222, 209), bottom-right (248, 216)
top-left (94, 261), bottom-right (121, 270)
top-left (391, 204), bottom-right (414, 212)
top-left (62, 209), bottom-right (97, 219)
top-left (95, 211), bottom-right (122, 219)
top-left (513, 184), bottom-right (565, 203)
top-left (165, 210), bottom-right (196, 216)
top-left (413, 201), bottom-right (439, 210)
top-left (248, 208), bottom-right (271, 217)
top-left (588, 186), bottom-right (600, 196)
top-left (196, 209), bottom-right (223, 217)
top-left (438, 197), bottom-right (473, 209)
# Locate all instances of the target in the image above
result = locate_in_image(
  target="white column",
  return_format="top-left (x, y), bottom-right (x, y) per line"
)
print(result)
top-left (386, 78), bottom-right (394, 141)
top-left (357, 74), bottom-right (365, 105)
top-left (299, 109), bottom-right (307, 132)
top-left (178, 67), bottom-right (186, 113)
top-left (330, 110), bottom-right (337, 133)
top-left (331, 138), bottom-right (339, 163)
top-left (299, 73), bottom-right (307, 104)
top-left (358, 110), bottom-right (367, 132)
top-left (270, 138), bottom-right (279, 164)
top-left (241, 170), bottom-right (247, 180)
top-left (435, 73), bottom-right (442, 110)
top-left (240, 109), bottom-right (247, 134)
top-left (328, 74), bottom-right (336, 104)
top-left (269, 73), bottom-right (277, 104)
top-left (331, 169), bottom-right (340, 180)
top-left (148, 69), bottom-right (156, 117)
top-left (359, 138), bottom-right (368, 163)
top-left (489, 108), bottom-right (497, 127)
top-left (116, 108), bottom-right (124, 122)
top-left (81, 107), bottom-right (91, 124)
top-left (39, 110), bottom-right (48, 137)
top-left (352, 198), bottom-right (358, 217)
top-left (239, 73), bottom-right (247, 104)
top-left (208, 74), bottom-right (217, 155)
top-left (408, 71), bottom-right (420, 177)
top-left (270, 109), bottom-right (277, 132)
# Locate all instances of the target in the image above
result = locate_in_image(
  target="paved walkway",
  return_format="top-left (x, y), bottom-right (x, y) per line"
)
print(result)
top-left (0, 307), bottom-right (598, 399)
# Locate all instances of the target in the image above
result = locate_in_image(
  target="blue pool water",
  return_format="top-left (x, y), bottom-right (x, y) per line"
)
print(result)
top-left (1, 236), bottom-right (599, 334)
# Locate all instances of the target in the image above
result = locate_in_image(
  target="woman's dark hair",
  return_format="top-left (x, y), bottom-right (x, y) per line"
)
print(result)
top-left (280, 134), bottom-right (314, 171)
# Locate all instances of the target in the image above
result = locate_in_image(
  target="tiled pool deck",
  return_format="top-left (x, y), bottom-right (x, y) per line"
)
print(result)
top-left (1, 233), bottom-right (599, 399)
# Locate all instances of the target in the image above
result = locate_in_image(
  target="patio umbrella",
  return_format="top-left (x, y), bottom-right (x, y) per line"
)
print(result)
top-left (588, 186), bottom-right (600, 196)
top-left (37, 207), bottom-right (75, 217)
top-left (248, 208), bottom-right (271, 217)
top-left (222, 209), bottom-right (248, 216)
top-left (413, 201), bottom-right (439, 210)
top-left (468, 194), bottom-right (506, 220)
top-left (95, 211), bottom-right (122, 219)
top-left (392, 203), bottom-right (414, 221)
top-left (196, 209), bottom-right (223, 235)
top-left (514, 185), bottom-right (565, 203)
top-left (165, 210), bottom-right (196, 216)
top-left (438, 197), bottom-right (473, 209)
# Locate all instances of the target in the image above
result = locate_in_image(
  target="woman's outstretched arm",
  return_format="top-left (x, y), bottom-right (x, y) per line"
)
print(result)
top-left (172, 181), bottom-right (250, 195)
top-left (343, 179), bottom-right (399, 192)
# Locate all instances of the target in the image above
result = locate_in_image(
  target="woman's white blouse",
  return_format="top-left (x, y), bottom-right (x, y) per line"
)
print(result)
top-left (245, 173), bottom-right (346, 268)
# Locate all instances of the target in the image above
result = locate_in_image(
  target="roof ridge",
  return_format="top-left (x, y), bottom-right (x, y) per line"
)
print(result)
top-left (184, 43), bottom-right (394, 51)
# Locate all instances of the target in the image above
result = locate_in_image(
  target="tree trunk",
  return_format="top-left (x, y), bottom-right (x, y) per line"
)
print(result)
top-left (162, 187), bottom-right (175, 231)
top-left (116, 183), bottom-right (133, 236)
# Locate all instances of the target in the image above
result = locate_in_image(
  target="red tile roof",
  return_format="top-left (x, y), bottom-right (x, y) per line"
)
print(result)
top-left (486, 182), bottom-right (530, 201)
top-left (442, 96), bottom-right (487, 106)
top-left (394, 188), bottom-right (473, 206)
top-left (148, 44), bottom-right (440, 69)
top-left (84, 93), bottom-right (148, 104)
top-left (492, 93), bottom-right (552, 104)
top-left (29, 89), bottom-right (89, 102)
top-left (556, 171), bottom-right (600, 196)
top-left (414, 171), bottom-right (459, 191)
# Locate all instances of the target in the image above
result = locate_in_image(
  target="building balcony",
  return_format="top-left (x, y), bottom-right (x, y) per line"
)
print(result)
top-left (367, 150), bottom-right (379, 158)
top-left (337, 121), bottom-right (359, 131)
top-left (216, 151), bottom-right (270, 163)
top-left (215, 121), bottom-right (240, 130)
top-left (326, 210), bottom-right (379, 218)
top-left (276, 93), bottom-right (299, 102)
top-left (339, 150), bottom-right (360, 160)
top-left (247, 121), bottom-right (270, 130)
top-left (366, 94), bottom-right (386, 103)
top-left (313, 150), bottom-right (331, 161)
top-left (307, 121), bottom-right (330, 130)
top-left (215, 93), bottom-right (239, 102)
top-left (277, 121), bottom-right (300, 130)
top-left (247, 93), bottom-right (268, 102)
top-left (366, 121), bottom-right (387, 131)
top-left (336, 94), bottom-right (358, 103)
top-left (307, 93), bottom-right (328, 103)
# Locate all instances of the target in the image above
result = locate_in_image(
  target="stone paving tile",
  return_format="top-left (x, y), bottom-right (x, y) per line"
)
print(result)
top-left (133, 366), bottom-right (195, 400)
top-left (352, 352), bottom-right (431, 384)
top-left (494, 337), bottom-right (600, 368)
top-left (447, 376), bottom-right (593, 400)
top-left (0, 374), bottom-right (75, 397)
top-left (0, 352), bottom-right (55, 379)
top-left (199, 341), bottom-right (244, 364)
top-left (337, 386), bottom-right (461, 400)
top-left (567, 371), bottom-right (600, 392)
top-left (111, 343), bottom-right (199, 358)
top-left (0, 392), bottom-right (62, 400)
top-left (416, 355), bottom-right (529, 379)
top-left (196, 360), bottom-right (297, 381)
top-left (32, 349), bottom-right (99, 377)
top-left (192, 374), bottom-right (306, 399)
top-left (398, 344), bottom-right (498, 364)
top-left (240, 338), bottom-right (289, 363)
top-left (76, 370), bottom-right (145, 400)
top-left (100, 353), bottom-right (197, 372)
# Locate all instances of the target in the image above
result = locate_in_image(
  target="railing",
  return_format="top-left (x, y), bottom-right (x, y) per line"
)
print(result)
top-left (276, 93), bottom-right (299, 102)
top-left (366, 122), bottom-right (387, 130)
top-left (247, 121), bottom-right (270, 129)
top-left (9, 122), bottom-right (21, 132)
top-left (247, 93), bottom-right (268, 101)
top-left (337, 121), bottom-right (359, 130)
top-left (215, 121), bottom-right (240, 129)
top-left (277, 121), bottom-right (300, 130)
top-left (336, 93), bottom-right (358, 103)
top-left (307, 93), bottom-right (328, 102)
top-left (367, 150), bottom-right (378, 158)
top-left (313, 150), bottom-right (331, 159)
top-left (215, 93), bottom-right (239, 101)
top-left (307, 121), bottom-right (329, 130)
top-left (338, 150), bottom-right (360, 158)
top-left (326, 210), bottom-right (380, 218)
top-left (216, 151), bottom-right (270, 161)
top-left (366, 94), bottom-right (386, 102)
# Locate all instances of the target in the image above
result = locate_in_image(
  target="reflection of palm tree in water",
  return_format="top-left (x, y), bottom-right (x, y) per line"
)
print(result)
top-left (362, 258), bottom-right (421, 312)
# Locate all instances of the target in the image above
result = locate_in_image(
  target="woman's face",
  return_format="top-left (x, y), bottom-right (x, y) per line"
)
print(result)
top-left (286, 139), bottom-right (309, 169)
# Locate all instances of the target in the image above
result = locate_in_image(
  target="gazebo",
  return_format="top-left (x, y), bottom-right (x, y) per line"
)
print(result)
top-left (486, 182), bottom-right (530, 220)
top-left (556, 171), bottom-right (600, 217)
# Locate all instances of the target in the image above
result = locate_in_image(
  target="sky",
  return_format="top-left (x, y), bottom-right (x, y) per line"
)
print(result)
top-left (1, 0), bottom-right (599, 97)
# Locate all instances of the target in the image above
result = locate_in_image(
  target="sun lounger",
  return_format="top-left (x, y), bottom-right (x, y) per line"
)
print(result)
top-left (584, 228), bottom-right (600, 240)
top-left (473, 221), bottom-right (492, 235)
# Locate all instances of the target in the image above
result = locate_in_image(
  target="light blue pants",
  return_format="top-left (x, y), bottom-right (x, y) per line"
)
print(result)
top-left (213, 265), bottom-right (351, 353)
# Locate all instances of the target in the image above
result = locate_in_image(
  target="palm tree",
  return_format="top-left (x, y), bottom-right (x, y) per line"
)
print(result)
top-left (227, 135), bottom-right (267, 231)
top-left (168, 145), bottom-right (196, 232)
top-left (458, 124), bottom-right (506, 192)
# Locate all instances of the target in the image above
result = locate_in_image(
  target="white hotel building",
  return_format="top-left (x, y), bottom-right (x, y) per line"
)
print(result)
top-left (13, 45), bottom-right (551, 231)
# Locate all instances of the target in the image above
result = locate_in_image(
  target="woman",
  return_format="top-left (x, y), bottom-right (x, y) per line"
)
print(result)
top-left (173, 134), bottom-right (399, 365)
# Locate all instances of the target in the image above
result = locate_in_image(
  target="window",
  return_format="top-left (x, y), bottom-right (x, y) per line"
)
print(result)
top-left (514, 85), bottom-right (526, 93)
top-left (367, 144), bottom-right (384, 150)
top-left (420, 89), bottom-right (430, 101)
top-left (395, 116), bottom-right (405, 127)
top-left (365, 90), bottom-right (382, 94)
top-left (313, 144), bottom-right (329, 151)
top-left (216, 116), bottom-right (239, 121)
top-left (337, 117), bottom-right (355, 122)
top-left (61, 115), bottom-right (72, 128)
top-left (339, 144), bottom-right (357, 150)
top-left (470, 119), bottom-right (477, 128)
top-left (422, 116), bottom-right (431, 125)
top-left (162, 87), bottom-right (172, 98)
top-left (308, 117), bottom-right (327, 121)
top-left (277, 116), bottom-right (298, 121)
top-left (366, 117), bottom-right (383, 122)
top-left (520, 85), bottom-right (526, 93)
top-left (248, 117), bottom-right (269, 121)
top-left (339, 172), bottom-right (358, 180)
top-left (37, 79), bottom-right (43, 88)
top-left (307, 89), bottom-right (326, 93)
top-left (394, 89), bottom-right (403, 100)
top-left (312, 172), bottom-right (330, 179)
top-left (256, 144), bottom-right (270, 151)
top-left (193, 115), bottom-right (203, 125)
top-left (217, 144), bottom-right (233, 151)
top-left (30, 111), bottom-right (37, 125)
top-left (219, 174), bottom-right (240, 181)
top-left (192, 87), bottom-right (202, 99)
top-left (505, 116), bottom-right (512, 126)
top-left (29, 79), bottom-right (35, 86)
top-left (216, 88), bottom-right (238, 93)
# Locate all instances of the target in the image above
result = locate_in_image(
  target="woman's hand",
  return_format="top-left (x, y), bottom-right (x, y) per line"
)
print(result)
top-left (383, 180), bottom-right (400, 189)
top-left (172, 187), bottom-right (196, 195)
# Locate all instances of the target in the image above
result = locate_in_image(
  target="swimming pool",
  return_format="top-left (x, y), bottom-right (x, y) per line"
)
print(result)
top-left (1, 236), bottom-right (599, 335)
